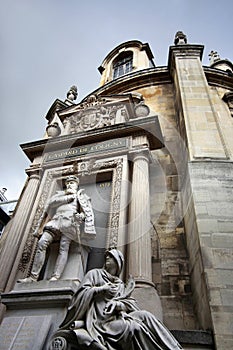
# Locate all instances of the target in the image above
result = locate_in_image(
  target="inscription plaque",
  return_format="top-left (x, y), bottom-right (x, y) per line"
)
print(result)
top-left (44, 138), bottom-right (127, 162)
top-left (0, 315), bottom-right (52, 350)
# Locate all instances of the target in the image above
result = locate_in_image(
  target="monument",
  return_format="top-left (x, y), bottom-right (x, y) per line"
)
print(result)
top-left (1, 31), bottom-right (232, 349)
top-left (49, 249), bottom-right (183, 350)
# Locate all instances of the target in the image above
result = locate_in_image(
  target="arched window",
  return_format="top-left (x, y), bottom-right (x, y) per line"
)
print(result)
top-left (112, 51), bottom-right (133, 79)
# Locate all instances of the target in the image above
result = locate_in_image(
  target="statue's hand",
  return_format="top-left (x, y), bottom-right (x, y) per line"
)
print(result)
top-left (104, 301), bottom-right (125, 315)
top-left (66, 194), bottom-right (76, 203)
top-left (96, 283), bottom-right (118, 299)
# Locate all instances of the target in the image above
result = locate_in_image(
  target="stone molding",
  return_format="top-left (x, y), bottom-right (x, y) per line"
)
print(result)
top-left (21, 116), bottom-right (164, 162)
top-left (168, 44), bottom-right (204, 77)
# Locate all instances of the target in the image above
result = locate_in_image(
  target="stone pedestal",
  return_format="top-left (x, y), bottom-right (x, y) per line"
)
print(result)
top-left (0, 281), bottom-right (77, 350)
top-left (132, 284), bottom-right (163, 321)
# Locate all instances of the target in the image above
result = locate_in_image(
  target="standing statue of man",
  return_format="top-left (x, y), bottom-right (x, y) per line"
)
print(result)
top-left (18, 175), bottom-right (96, 283)
top-left (56, 249), bottom-right (183, 350)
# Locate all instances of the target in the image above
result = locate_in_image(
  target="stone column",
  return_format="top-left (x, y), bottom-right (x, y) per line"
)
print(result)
top-left (0, 168), bottom-right (40, 293)
top-left (128, 149), bottom-right (152, 284)
top-left (128, 144), bottom-right (163, 321)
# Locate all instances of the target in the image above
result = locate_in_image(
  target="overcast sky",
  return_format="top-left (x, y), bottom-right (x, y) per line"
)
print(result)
top-left (1, 0), bottom-right (232, 200)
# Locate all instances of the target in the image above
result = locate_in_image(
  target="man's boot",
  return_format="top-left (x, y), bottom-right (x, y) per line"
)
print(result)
top-left (17, 275), bottom-right (37, 283)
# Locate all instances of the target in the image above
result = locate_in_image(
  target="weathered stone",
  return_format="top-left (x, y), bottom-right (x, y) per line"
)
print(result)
top-left (0, 315), bottom-right (52, 350)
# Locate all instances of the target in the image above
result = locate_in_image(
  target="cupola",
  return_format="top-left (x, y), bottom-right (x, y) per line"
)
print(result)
top-left (98, 40), bottom-right (155, 86)
top-left (208, 50), bottom-right (233, 75)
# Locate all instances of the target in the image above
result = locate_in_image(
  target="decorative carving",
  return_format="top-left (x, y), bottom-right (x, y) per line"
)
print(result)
top-left (108, 159), bottom-right (123, 247)
top-left (66, 85), bottom-right (78, 102)
top-left (49, 337), bottom-right (67, 350)
top-left (174, 31), bottom-right (187, 45)
top-left (63, 94), bottom-right (129, 133)
top-left (77, 158), bottom-right (123, 248)
top-left (134, 101), bottom-right (150, 117)
top-left (46, 122), bottom-right (61, 138)
top-left (69, 106), bottom-right (115, 132)
top-left (209, 50), bottom-right (221, 65)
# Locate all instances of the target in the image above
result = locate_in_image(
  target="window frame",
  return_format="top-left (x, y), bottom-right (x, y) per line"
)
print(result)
top-left (112, 51), bottom-right (133, 79)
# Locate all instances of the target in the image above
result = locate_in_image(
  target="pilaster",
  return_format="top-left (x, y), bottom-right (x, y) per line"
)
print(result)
top-left (169, 41), bottom-right (233, 349)
top-left (0, 168), bottom-right (41, 294)
top-left (169, 44), bottom-right (228, 160)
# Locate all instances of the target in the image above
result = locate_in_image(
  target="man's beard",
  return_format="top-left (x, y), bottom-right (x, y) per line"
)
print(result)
top-left (66, 188), bottom-right (76, 194)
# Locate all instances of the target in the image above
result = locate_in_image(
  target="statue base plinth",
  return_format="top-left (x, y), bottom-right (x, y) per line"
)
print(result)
top-left (0, 281), bottom-right (78, 350)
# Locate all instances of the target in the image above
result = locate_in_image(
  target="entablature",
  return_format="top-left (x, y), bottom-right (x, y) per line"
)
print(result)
top-left (21, 116), bottom-right (164, 162)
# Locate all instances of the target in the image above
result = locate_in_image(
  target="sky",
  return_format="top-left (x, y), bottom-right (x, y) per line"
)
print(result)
top-left (1, 0), bottom-right (233, 200)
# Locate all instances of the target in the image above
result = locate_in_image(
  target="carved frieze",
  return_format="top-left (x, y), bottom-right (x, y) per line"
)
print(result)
top-left (63, 95), bottom-right (129, 133)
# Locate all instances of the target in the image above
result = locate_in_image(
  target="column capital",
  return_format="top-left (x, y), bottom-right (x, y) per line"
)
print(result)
top-left (25, 166), bottom-right (41, 180)
top-left (129, 147), bottom-right (151, 163)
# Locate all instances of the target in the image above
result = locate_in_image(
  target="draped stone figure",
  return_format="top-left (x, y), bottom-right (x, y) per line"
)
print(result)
top-left (55, 249), bottom-right (183, 350)
top-left (18, 175), bottom-right (96, 282)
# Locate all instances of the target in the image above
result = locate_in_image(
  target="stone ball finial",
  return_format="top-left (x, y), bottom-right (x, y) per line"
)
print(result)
top-left (67, 85), bottom-right (78, 101)
top-left (174, 31), bottom-right (187, 45)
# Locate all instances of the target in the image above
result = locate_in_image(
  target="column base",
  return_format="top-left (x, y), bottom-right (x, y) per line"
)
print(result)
top-left (132, 281), bottom-right (163, 321)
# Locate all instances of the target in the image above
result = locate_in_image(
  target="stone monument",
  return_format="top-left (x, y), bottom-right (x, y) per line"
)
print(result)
top-left (2, 32), bottom-right (229, 348)
top-left (49, 248), bottom-right (183, 350)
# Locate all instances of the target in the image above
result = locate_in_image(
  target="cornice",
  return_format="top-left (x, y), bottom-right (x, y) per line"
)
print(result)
top-left (20, 116), bottom-right (164, 162)
top-left (83, 63), bottom-right (233, 99)
top-left (45, 99), bottom-right (68, 122)
top-left (168, 44), bottom-right (204, 77)
top-left (82, 67), bottom-right (171, 99)
top-left (204, 66), bottom-right (233, 90)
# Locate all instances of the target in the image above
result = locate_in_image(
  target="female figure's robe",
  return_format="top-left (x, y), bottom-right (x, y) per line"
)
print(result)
top-left (60, 268), bottom-right (183, 350)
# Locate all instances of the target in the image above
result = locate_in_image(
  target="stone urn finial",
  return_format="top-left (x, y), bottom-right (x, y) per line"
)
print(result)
top-left (66, 85), bottom-right (78, 102)
top-left (174, 31), bottom-right (187, 45)
top-left (46, 122), bottom-right (61, 138)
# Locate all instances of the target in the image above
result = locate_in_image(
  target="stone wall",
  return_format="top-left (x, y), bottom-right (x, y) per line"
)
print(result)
top-left (130, 84), bottom-right (198, 329)
top-left (185, 161), bottom-right (233, 349)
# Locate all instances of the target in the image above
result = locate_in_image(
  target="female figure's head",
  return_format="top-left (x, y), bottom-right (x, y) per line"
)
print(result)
top-left (104, 249), bottom-right (124, 276)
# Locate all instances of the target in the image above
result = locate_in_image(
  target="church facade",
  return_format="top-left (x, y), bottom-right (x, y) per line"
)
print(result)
top-left (0, 31), bottom-right (233, 349)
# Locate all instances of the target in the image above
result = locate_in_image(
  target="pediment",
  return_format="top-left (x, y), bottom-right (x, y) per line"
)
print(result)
top-left (57, 94), bottom-right (148, 134)
top-left (45, 99), bottom-right (69, 123)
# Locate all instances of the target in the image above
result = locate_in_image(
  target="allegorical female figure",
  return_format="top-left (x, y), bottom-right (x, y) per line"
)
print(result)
top-left (59, 249), bottom-right (183, 350)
